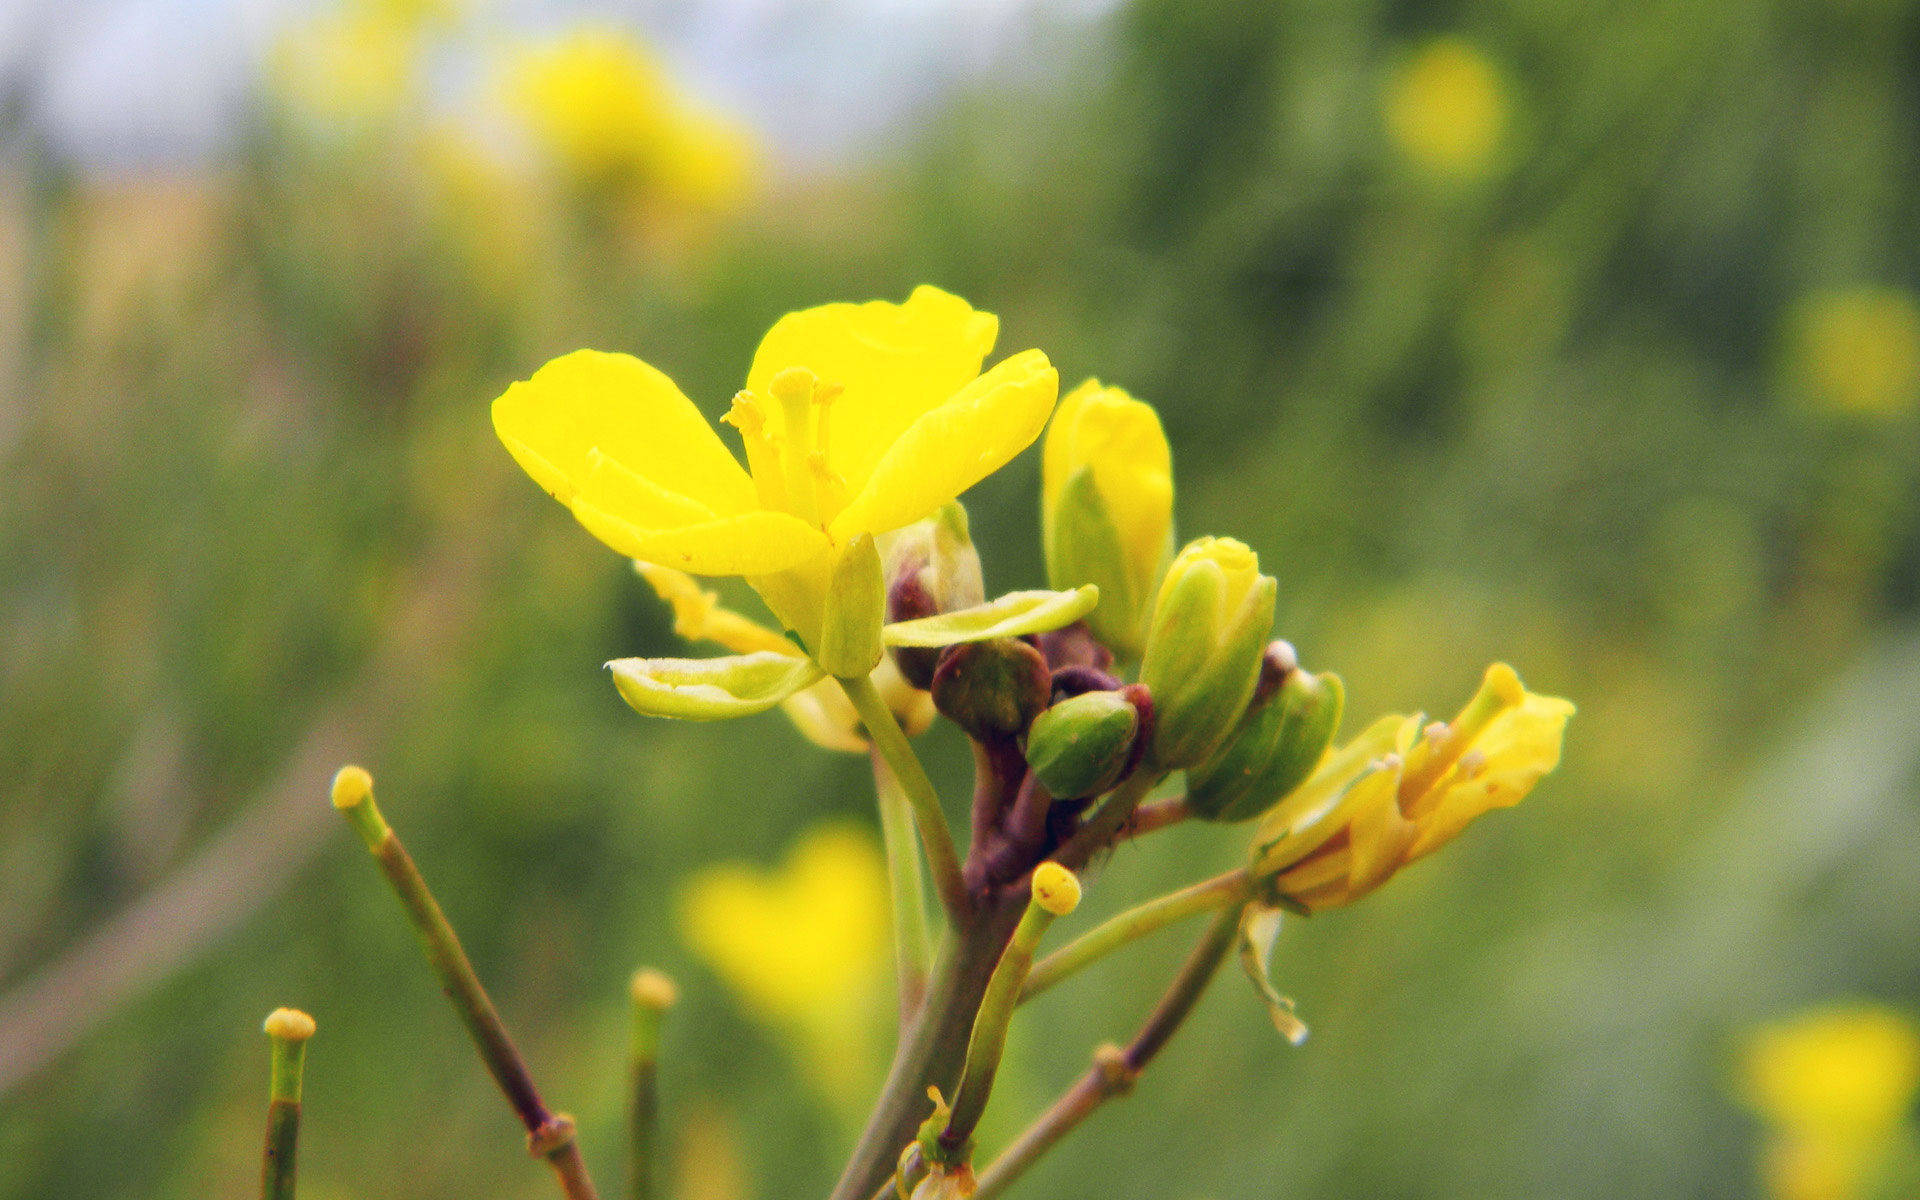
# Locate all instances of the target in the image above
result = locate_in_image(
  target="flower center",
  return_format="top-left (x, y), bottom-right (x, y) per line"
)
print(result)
top-left (724, 366), bottom-right (850, 531)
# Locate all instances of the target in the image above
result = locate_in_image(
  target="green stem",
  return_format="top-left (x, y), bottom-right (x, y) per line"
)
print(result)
top-left (971, 905), bottom-right (1243, 1200)
top-left (825, 899), bottom-right (1025, 1200)
top-left (938, 884), bottom-right (1068, 1160)
top-left (331, 768), bottom-right (600, 1200)
top-left (1054, 771), bottom-right (1163, 870)
top-left (1020, 868), bottom-right (1253, 1004)
top-left (872, 752), bottom-right (934, 1017)
top-left (838, 676), bottom-right (968, 919)
top-left (260, 1009), bottom-right (313, 1200)
top-left (628, 970), bottom-right (675, 1200)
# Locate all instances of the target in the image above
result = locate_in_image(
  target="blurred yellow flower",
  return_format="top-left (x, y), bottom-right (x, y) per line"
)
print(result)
top-left (1252, 663), bottom-right (1573, 911)
top-left (679, 824), bottom-right (890, 1106)
top-left (1384, 38), bottom-right (1510, 178)
top-left (1746, 1005), bottom-right (1920, 1138)
top-left (1787, 287), bottom-right (1920, 415)
top-left (1743, 1005), bottom-right (1920, 1200)
top-left (493, 286), bottom-right (1059, 654)
top-left (500, 27), bottom-right (756, 216)
top-left (271, 9), bottom-right (420, 126)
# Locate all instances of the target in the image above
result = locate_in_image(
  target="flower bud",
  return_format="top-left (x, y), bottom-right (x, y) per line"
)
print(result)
top-left (816, 534), bottom-right (885, 678)
top-left (884, 503), bottom-right (986, 689)
top-left (931, 638), bottom-right (1050, 742)
top-left (1024, 690), bottom-right (1141, 800)
top-left (1136, 537), bottom-right (1276, 768)
top-left (1187, 649), bottom-right (1344, 823)
top-left (1042, 381), bottom-right (1174, 660)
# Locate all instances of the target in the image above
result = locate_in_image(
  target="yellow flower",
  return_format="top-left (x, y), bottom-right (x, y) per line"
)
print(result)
top-left (1041, 379), bottom-right (1174, 658)
top-left (1252, 663), bottom-right (1572, 911)
top-left (271, 9), bottom-right (419, 127)
top-left (493, 286), bottom-right (1059, 655)
top-left (633, 562), bottom-right (932, 752)
top-left (500, 26), bottom-right (756, 214)
top-left (679, 824), bottom-right (890, 1107)
top-left (1743, 1005), bottom-right (1920, 1200)
top-left (1786, 287), bottom-right (1920, 416)
top-left (1745, 1005), bottom-right (1920, 1138)
top-left (1384, 38), bottom-right (1510, 178)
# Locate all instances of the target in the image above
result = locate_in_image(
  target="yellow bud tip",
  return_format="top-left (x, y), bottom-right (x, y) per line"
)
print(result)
top-left (629, 968), bottom-right (678, 1011)
top-left (263, 1007), bottom-right (316, 1042)
top-left (1030, 862), bottom-right (1082, 917)
top-left (1484, 662), bottom-right (1525, 707)
top-left (331, 765), bottom-right (372, 809)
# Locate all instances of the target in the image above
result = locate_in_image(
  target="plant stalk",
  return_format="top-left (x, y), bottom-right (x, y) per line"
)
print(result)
top-left (260, 1008), bottom-right (313, 1200)
top-left (1020, 868), bottom-right (1253, 1004)
top-left (839, 675), bottom-right (969, 920)
top-left (971, 904), bottom-right (1243, 1200)
top-left (332, 767), bottom-right (600, 1200)
top-left (872, 751), bottom-right (934, 1016)
top-left (825, 897), bottom-right (1025, 1200)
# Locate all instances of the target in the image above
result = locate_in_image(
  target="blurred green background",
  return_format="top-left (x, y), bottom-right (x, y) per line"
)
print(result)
top-left (3, 0), bottom-right (1919, 1197)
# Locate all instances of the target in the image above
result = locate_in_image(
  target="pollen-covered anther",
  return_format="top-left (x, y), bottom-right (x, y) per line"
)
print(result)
top-left (1458, 749), bottom-right (1488, 779)
top-left (721, 389), bottom-right (767, 435)
top-left (1424, 720), bottom-right (1449, 744)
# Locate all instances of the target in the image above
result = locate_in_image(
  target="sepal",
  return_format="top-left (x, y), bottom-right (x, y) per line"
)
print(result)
top-left (1237, 904), bottom-right (1309, 1045)
top-left (608, 651), bottom-right (825, 720)
top-left (882, 585), bottom-right (1099, 648)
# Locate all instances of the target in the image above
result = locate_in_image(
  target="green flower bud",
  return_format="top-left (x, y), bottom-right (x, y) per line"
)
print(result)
top-left (884, 503), bottom-right (986, 689)
top-left (1187, 646), bottom-right (1344, 823)
top-left (1025, 690), bottom-right (1141, 799)
top-left (1041, 381), bottom-right (1175, 660)
top-left (930, 638), bottom-right (1050, 742)
top-left (1137, 537), bottom-right (1276, 768)
top-left (817, 534), bottom-right (885, 678)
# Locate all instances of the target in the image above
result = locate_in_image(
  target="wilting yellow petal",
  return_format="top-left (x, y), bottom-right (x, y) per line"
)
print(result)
top-left (1404, 692), bottom-right (1573, 861)
top-left (574, 504), bottom-right (829, 576)
top-left (494, 349), bottom-right (756, 512)
top-left (745, 286), bottom-right (999, 491)
top-left (828, 349), bottom-right (1058, 542)
top-left (634, 563), bottom-right (801, 657)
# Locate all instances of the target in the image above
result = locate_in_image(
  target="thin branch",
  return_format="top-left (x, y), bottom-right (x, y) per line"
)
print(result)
top-left (972, 904), bottom-right (1243, 1200)
top-left (1019, 868), bottom-right (1252, 1004)
top-left (839, 674), bottom-right (968, 919)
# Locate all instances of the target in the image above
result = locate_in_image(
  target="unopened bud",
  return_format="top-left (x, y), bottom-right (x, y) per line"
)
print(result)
top-left (1023, 691), bottom-right (1140, 799)
top-left (1188, 660), bottom-right (1344, 823)
top-left (1137, 537), bottom-right (1277, 768)
top-left (930, 638), bottom-right (1050, 741)
top-left (1042, 381), bottom-right (1175, 660)
top-left (885, 503), bottom-right (986, 689)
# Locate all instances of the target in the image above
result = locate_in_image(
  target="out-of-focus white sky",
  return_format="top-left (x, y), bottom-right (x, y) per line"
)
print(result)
top-left (0, 0), bottom-right (1118, 171)
top-left (0, 0), bottom-right (1121, 170)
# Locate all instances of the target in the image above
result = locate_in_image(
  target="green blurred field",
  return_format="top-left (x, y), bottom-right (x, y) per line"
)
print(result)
top-left (3, 1), bottom-right (1918, 1197)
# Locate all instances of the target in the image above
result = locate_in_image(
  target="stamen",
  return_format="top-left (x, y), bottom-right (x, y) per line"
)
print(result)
top-left (723, 391), bottom-right (787, 510)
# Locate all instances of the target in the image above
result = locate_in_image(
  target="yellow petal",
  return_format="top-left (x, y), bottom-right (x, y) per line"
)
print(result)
top-left (494, 349), bottom-right (756, 513)
top-left (1405, 692), bottom-right (1573, 861)
top-left (573, 503), bottom-right (830, 576)
top-left (744, 286), bottom-right (999, 491)
top-left (580, 449), bottom-right (721, 529)
top-left (828, 349), bottom-right (1058, 542)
